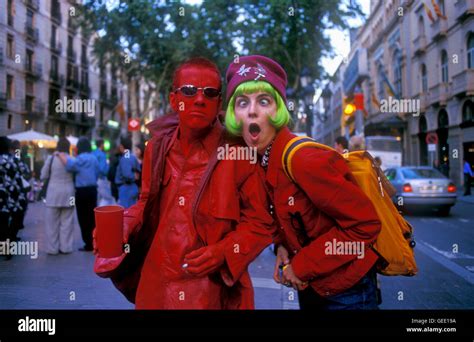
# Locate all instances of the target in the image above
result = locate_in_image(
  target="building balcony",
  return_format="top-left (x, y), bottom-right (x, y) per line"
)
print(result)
top-left (68, 17), bottom-right (78, 34)
top-left (23, 0), bottom-right (39, 11)
top-left (25, 23), bottom-right (39, 43)
top-left (8, 14), bottom-right (14, 27)
top-left (50, 41), bottom-right (62, 55)
top-left (80, 83), bottom-right (91, 96)
top-left (0, 93), bottom-right (7, 111)
top-left (0, 47), bottom-right (4, 66)
top-left (431, 18), bottom-right (448, 41)
top-left (454, 0), bottom-right (474, 22)
top-left (49, 70), bottom-right (65, 86)
top-left (66, 78), bottom-right (80, 91)
top-left (429, 83), bottom-right (450, 106)
top-left (22, 100), bottom-right (45, 118)
top-left (24, 62), bottom-right (43, 79)
top-left (413, 35), bottom-right (427, 57)
top-left (51, 10), bottom-right (62, 24)
top-left (67, 49), bottom-right (76, 62)
top-left (81, 56), bottom-right (89, 67)
top-left (452, 69), bottom-right (474, 97)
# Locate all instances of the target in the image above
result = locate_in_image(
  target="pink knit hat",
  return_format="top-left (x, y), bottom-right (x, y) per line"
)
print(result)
top-left (225, 55), bottom-right (288, 103)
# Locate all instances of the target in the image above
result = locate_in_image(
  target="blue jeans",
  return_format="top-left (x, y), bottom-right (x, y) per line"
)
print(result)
top-left (298, 268), bottom-right (379, 310)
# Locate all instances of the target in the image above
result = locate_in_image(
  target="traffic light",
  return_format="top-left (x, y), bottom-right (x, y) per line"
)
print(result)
top-left (341, 95), bottom-right (356, 135)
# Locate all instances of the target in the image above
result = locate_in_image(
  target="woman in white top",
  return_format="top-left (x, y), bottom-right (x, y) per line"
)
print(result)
top-left (40, 138), bottom-right (75, 254)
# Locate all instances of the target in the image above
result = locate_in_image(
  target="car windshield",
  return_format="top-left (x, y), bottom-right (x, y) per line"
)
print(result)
top-left (401, 168), bottom-right (446, 179)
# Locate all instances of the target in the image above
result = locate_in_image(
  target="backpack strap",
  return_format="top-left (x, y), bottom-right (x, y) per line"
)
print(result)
top-left (281, 136), bottom-right (336, 183)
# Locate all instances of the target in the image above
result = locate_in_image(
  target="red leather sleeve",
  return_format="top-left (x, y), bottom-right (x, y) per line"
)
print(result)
top-left (219, 164), bottom-right (274, 286)
top-left (94, 139), bottom-right (153, 277)
top-left (289, 148), bottom-right (381, 281)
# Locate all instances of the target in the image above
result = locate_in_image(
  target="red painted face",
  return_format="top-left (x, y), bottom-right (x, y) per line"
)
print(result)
top-left (170, 65), bottom-right (222, 131)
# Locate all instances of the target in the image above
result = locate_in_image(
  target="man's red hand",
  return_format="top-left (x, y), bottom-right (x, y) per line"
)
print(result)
top-left (183, 243), bottom-right (226, 277)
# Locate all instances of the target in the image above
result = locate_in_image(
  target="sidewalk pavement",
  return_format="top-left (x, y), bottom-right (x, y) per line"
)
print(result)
top-left (456, 191), bottom-right (474, 204)
top-left (0, 201), bottom-right (295, 309)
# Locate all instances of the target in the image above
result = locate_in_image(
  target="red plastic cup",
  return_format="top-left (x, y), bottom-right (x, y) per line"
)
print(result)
top-left (94, 205), bottom-right (124, 258)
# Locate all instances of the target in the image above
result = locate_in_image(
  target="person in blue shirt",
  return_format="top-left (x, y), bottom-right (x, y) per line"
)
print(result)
top-left (58, 137), bottom-right (99, 251)
top-left (93, 139), bottom-right (115, 206)
top-left (115, 136), bottom-right (141, 208)
top-left (464, 159), bottom-right (473, 196)
top-left (92, 139), bottom-right (109, 179)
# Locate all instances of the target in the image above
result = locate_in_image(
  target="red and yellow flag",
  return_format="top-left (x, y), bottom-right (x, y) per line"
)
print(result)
top-left (424, 2), bottom-right (436, 23)
top-left (431, 0), bottom-right (447, 20)
top-left (115, 101), bottom-right (126, 121)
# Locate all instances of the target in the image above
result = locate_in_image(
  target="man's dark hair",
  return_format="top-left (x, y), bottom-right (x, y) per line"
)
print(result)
top-left (57, 138), bottom-right (71, 153)
top-left (335, 136), bottom-right (349, 150)
top-left (77, 136), bottom-right (92, 154)
top-left (172, 57), bottom-right (222, 90)
top-left (95, 139), bottom-right (104, 149)
top-left (120, 136), bottom-right (132, 151)
top-left (0, 136), bottom-right (11, 155)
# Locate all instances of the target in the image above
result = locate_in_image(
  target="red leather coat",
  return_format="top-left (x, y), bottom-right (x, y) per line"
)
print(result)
top-left (266, 127), bottom-right (382, 297)
top-left (94, 114), bottom-right (274, 309)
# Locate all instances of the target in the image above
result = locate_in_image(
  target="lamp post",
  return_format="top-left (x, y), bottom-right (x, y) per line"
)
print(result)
top-left (300, 68), bottom-right (315, 137)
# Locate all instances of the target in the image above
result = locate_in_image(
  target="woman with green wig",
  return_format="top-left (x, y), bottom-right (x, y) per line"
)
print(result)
top-left (225, 55), bottom-right (382, 310)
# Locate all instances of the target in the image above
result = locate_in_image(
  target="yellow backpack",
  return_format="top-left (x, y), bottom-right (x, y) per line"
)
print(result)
top-left (282, 136), bottom-right (418, 276)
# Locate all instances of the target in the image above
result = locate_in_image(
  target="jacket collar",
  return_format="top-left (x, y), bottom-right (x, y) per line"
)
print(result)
top-left (265, 126), bottom-right (296, 187)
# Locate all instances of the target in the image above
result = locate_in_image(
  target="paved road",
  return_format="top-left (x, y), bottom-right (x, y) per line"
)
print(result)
top-left (1, 194), bottom-right (473, 309)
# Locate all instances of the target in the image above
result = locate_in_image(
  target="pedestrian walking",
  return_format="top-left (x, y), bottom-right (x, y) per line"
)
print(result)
top-left (10, 140), bottom-right (31, 241)
top-left (115, 136), bottom-right (141, 209)
top-left (40, 138), bottom-right (75, 254)
top-left (58, 137), bottom-right (99, 252)
top-left (93, 139), bottom-right (114, 206)
top-left (0, 136), bottom-right (22, 260)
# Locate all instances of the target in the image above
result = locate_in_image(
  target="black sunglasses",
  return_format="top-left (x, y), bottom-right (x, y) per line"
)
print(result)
top-left (174, 85), bottom-right (221, 99)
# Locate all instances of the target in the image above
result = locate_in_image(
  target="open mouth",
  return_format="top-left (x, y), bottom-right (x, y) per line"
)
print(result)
top-left (249, 123), bottom-right (261, 138)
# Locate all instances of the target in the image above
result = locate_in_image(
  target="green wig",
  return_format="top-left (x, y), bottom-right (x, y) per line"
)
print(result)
top-left (225, 81), bottom-right (290, 136)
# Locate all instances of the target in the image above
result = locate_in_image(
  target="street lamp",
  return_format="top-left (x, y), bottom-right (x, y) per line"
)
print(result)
top-left (316, 85), bottom-right (332, 123)
top-left (300, 68), bottom-right (315, 137)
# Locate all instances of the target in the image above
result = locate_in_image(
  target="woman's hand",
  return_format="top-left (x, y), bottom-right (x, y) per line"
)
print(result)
top-left (273, 245), bottom-right (290, 284)
top-left (281, 264), bottom-right (308, 291)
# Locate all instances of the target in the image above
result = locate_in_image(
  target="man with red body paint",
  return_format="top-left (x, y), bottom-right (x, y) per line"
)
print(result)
top-left (94, 58), bottom-right (273, 309)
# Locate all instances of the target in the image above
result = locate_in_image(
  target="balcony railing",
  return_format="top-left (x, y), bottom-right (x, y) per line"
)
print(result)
top-left (429, 83), bottom-right (450, 106)
top-left (22, 100), bottom-right (45, 117)
top-left (49, 70), bottom-right (65, 86)
top-left (80, 83), bottom-right (91, 96)
top-left (24, 62), bottom-right (43, 79)
top-left (66, 78), bottom-right (80, 91)
top-left (431, 18), bottom-right (448, 41)
top-left (454, 0), bottom-right (474, 21)
top-left (413, 35), bottom-right (427, 57)
top-left (452, 69), bottom-right (474, 96)
top-left (50, 41), bottom-right (62, 55)
top-left (0, 93), bottom-right (7, 111)
top-left (67, 49), bottom-right (77, 62)
top-left (68, 17), bottom-right (78, 33)
top-left (25, 23), bottom-right (39, 43)
top-left (23, 0), bottom-right (39, 11)
top-left (51, 10), bottom-right (62, 24)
